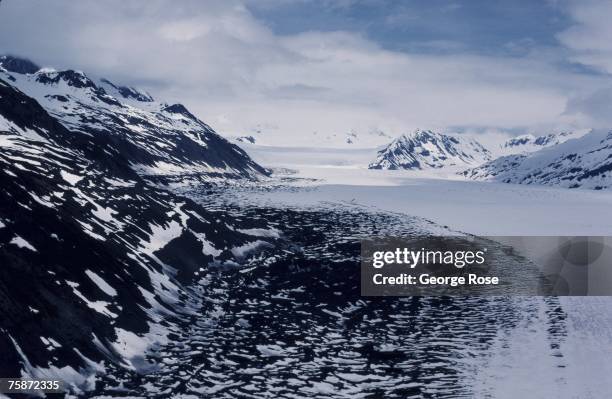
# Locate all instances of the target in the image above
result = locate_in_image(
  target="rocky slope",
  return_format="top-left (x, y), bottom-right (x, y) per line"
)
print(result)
top-left (0, 67), bottom-right (276, 390)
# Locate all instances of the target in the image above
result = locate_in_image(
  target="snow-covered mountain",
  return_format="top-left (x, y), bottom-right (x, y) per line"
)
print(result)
top-left (462, 129), bottom-right (612, 190)
top-left (497, 130), bottom-right (588, 156)
top-left (0, 56), bottom-right (268, 183)
top-left (0, 58), bottom-right (279, 385)
top-left (368, 129), bottom-right (492, 170)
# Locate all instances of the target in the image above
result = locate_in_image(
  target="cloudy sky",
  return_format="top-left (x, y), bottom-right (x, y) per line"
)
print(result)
top-left (1, 0), bottom-right (611, 140)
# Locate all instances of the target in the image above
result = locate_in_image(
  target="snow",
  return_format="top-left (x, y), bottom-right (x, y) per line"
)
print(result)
top-left (111, 323), bottom-right (171, 371)
top-left (77, 220), bottom-right (106, 241)
top-left (131, 161), bottom-right (229, 177)
top-left (0, 134), bottom-right (14, 148)
top-left (40, 336), bottom-right (61, 349)
top-left (231, 240), bottom-right (271, 258)
top-left (0, 114), bottom-right (48, 143)
top-left (556, 297), bottom-right (612, 396)
top-left (103, 177), bottom-right (135, 187)
top-left (91, 203), bottom-right (118, 223)
top-left (30, 192), bottom-right (55, 208)
top-left (192, 232), bottom-right (222, 257)
top-left (9, 235), bottom-right (37, 251)
top-left (256, 344), bottom-right (286, 357)
top-left (66, 280), bottom-right (117, 319)
top-left (139, 221), bottom-right (183, 256)
top-left (337, 373), bottom-right (387, 383)
top-left (258, 180), bottom-right (612, 236)
top-left (0, 114), bottom-right (12, 131)
top-left (111, 328), bottom-right (150, 364)
top-left (85, 270), bottom-right (118, 297)
top-left (6, 154), bottom-right (42, 167)
top-left (467, 297), bottom-right (612, 399)
top-left (60, 170), bottom-right (83, 185)
top-left (308, 381), bottom-right (337, 395)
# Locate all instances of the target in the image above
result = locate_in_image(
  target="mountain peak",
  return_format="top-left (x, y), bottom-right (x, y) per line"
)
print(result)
top-left (369, 129), bottom-right (491, 170)
top-left (408, 128), bottom-right (434, 137)
top-left (0, 55), bottom-right (40, 74)
top-left (35, 69), bottom-right (98, 89)
top-left (162, 103), bottom-right (198, 120)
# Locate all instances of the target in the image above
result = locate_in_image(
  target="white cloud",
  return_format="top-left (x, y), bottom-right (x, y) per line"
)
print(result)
top-left (557, 0), bottom-right (612, 74)
top-left (158, 19), bottom-right (213, 42)
top-left (563, 87), bottom-right (612, 128)
top-left (555, 0), bottom-right (612, 126)
top-left (0, 0), bottom-right (610, 143)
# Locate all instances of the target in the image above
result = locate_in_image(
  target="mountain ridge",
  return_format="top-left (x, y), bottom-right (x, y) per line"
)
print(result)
top-left (462, 129), bottom-right (612, 190)
top-left (0, 56), bottom-right (270, 183)
top-left (496, 130), bottom-right (589, 156)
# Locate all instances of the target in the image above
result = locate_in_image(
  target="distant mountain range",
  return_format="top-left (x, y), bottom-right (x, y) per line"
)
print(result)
top-left (366, 127), bottom-right (611, 190)
top-left (496, 130), bottom-right (587, 156)
top-left (462, 129), bottom-right (612, 190)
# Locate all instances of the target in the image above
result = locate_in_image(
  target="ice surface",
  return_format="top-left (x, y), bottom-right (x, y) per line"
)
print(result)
top-left (229, 145), bottom-right (612, 399)
top-left (242, 145), bottom-right (612, 236)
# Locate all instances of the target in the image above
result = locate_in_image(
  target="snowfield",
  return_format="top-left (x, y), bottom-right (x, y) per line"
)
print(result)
top-left (243, 144), bottom-right (612, 236)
